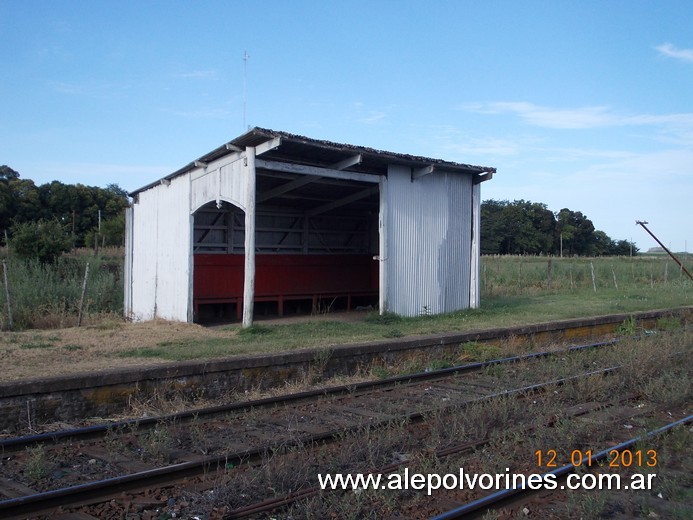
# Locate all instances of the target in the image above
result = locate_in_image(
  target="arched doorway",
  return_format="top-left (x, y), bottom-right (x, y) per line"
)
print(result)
top-left (192, 200), bottom-right (245, 323)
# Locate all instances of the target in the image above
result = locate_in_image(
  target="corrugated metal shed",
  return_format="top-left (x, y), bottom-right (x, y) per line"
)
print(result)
top-left (125, 127), bottom-right (494, 325)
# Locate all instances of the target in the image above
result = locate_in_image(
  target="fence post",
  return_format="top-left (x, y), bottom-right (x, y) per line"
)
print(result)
top-left (590, 262), bottom-right (597, 292)
top-left (547, 258), bottom-right (553, 290)
top-left (77, 262), bottom-right (90, 327)
top-left (2, 260), bottom-right (13, 331)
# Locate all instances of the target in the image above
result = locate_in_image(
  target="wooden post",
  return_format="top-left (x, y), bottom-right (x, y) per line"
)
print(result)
top-left (242, 147), bottom-right (256, 328)
top-left (547, 258), bottom-right (553, 290)
top-left (2, 260), bottom-right (13, 331)
top-left (611, 265), bottom-right (618, 289)
top-left (590, 261), bottom-right (597, 292)
top-left (77, 262), bottom-right (90, 327)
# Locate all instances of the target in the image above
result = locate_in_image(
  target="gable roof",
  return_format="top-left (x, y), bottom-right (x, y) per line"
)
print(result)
top-left (130, 127), bottom-right (495, 196)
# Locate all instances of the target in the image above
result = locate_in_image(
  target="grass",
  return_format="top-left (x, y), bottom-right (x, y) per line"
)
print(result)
top-left (112, 283), bottom-right (691, 363)
top-left (0, 253), bottom-right (122, 330)
top-left (0, 255), bottom-right (691, 381)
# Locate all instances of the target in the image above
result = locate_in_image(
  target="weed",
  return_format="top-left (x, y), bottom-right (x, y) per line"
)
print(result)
top-left (640, 369), bottom-right (691, 407)
top-left (616, 315), bottom-right (638, 336)
top-left (427, 359), bottom-right (454, 371)
top-left (25, 445), bottom-right (49, 480)
top-left (189, 414), bottom-right (211, 455)
top-left (656, 315), bottom-right (681, 331)
top-left (104, 425), bottom-right (127, 456)
top-left (461, 341), bottom-right (502, 362)
top-left (139, 425), bottom-right (172, 462)
top-left (307, 348), bottom-right (333, 384)
top-left (371, 365), bottom-right (390, 379)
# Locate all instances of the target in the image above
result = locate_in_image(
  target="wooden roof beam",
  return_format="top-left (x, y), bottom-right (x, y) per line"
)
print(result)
top-left (256, 137), bottom-right (281, 156)
top-left (257, 175), bottom-right (321, 204)
top-left (331, 153), bottom-right (362, 170)
top-left (256, 158), bottom-right (380, 183)
top-left (473, 171), bottom-right (494, 184)
top-left (306, 186), bottom-right (379, 216)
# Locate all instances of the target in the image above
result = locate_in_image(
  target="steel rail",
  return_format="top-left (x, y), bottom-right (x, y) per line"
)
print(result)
top-left (430, 414), bottom-right (693, 520)
top-left (224, 391), bottom-right (644, 519)
top-left (0, 367), bottom-right (619, 520)
top-left (0, 339), bottom-right (617, 452)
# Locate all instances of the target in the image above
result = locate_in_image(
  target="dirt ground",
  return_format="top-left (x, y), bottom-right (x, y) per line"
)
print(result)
top-left (0, 312), bottom-right (368, 383)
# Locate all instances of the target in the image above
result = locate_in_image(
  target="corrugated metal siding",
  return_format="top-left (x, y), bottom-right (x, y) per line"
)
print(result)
top-left (384, 165), bottom-right (473, 317)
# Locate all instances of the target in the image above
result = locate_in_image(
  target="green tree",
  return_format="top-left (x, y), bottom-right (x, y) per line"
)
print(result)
top-left (589, 230), bottom-right (615, 256)
top-left (10, 220), bottom-right (72, 263)
top-left (481, 199), bottom-right (556, 255)
top-left (555, 208), bottom-right (595, 256)
top-left (480, 199), bottom-right (506, 254)
top-left (84, 212), bottom-right (126, 248)
top-left (0, 165), bottom-right (20, 234)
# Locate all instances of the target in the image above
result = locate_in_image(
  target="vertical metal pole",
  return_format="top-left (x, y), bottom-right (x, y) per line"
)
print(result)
top-left (243, 51), bottom-right (249, 131)
top-left (636, 221), bottom-right (693, 281)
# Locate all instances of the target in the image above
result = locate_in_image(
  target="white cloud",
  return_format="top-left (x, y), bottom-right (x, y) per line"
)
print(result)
top-left (348, 102), bottom-right (394, 125)
top-left (49, 80), bottom-right (130, 99)
top-left (655, 43), bottom-right (693, 63)
top-left (461, 102), bottom-right (621, 129)
top-left (460, 102), bottom-right (693, 131)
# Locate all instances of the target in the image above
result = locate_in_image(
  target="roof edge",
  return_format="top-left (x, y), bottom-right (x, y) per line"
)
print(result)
top-left (129, 127), bottom-right (496, 196)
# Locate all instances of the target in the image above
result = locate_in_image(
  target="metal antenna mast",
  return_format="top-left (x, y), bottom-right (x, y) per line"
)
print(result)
top-left (243, 50), bottom-right (249, 131)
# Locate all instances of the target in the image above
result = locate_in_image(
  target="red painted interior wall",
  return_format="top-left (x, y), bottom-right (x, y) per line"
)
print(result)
top-left (193, 254), bottom-right (378, 301)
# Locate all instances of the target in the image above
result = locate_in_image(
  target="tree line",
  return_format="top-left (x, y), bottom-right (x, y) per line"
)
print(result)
top-left (1, 165), bottom-right (129, 262)
top-left (480, 199), bottom-right (637, 256)
top-left (1, 165), bottom-right (637, 262)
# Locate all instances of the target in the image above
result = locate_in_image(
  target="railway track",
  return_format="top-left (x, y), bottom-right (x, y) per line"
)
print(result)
top-left (430, 415), bottom-right (693, 520)
top-left (0, 338), bottom-right (626, 519)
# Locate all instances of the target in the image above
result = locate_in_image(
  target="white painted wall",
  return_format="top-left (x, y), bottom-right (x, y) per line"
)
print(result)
top-left (129, 174), bottom-right (191, 321)
top-left (127, 151), bottom-right (253, 322)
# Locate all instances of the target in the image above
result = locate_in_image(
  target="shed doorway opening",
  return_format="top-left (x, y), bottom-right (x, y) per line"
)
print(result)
top-left (193, 201), bottom-right (245, 323)
top-left (192, 175), bottom-right (380, 324)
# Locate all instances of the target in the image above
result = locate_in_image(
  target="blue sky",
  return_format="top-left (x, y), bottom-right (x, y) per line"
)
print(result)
top-left (1, 1), bottom-right (692, 252)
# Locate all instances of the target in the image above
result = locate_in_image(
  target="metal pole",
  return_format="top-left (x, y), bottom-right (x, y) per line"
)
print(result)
top-left (636, 221), bottom-right (693, 281)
